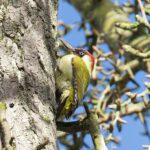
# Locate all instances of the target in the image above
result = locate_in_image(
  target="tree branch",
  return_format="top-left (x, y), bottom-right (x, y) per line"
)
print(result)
top-left (57, 102), bottom-right (108, 150)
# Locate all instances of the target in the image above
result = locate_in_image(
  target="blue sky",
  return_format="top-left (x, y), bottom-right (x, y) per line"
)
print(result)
top-left (58, 0), bottom-right (150, 149)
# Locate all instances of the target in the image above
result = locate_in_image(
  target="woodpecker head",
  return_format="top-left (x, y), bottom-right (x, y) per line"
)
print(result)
top-left (73, 48), bottom-right (95, 76)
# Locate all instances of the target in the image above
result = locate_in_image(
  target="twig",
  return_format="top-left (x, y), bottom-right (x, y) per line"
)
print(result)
top-left (123, 45), bottom-right (150, 58)
top-left (100, 100), bottom-right (150, 124)
top-left (137, 0), bottom-right (150, 28)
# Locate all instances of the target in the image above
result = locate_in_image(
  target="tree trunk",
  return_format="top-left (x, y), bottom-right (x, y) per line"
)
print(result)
top-left (0, 0), bottom-right (58, 149)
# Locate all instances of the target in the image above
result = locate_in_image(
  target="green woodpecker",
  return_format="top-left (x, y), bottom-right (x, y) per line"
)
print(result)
top-left (56, 48), bottom-right (95, 119)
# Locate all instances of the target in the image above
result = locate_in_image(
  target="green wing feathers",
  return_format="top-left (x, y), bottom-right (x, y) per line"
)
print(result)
top-left (72, 56), bottom-right (90, 103)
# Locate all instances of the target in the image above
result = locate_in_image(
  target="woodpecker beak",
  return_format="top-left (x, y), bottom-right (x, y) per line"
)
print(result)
top-left (68, 48), bottom-right (76, 53)
top-left (60, 39), bottom-right (76, 54)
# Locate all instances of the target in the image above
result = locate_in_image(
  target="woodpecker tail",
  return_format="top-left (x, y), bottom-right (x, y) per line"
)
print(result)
top-left (56, 87), bottom-right (78, 120)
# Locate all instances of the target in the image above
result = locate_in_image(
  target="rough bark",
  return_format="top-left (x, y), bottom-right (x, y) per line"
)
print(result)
top-left (0, 0), bottom-right (58, 149)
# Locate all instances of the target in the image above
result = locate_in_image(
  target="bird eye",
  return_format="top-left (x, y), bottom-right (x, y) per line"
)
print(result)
top-left (79, 51), bottom-right (84, 56)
